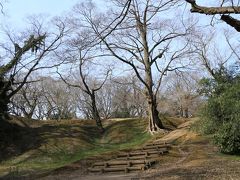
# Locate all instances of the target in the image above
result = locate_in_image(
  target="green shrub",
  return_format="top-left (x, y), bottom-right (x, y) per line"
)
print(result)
top-left (214, 120), bottom-right (240, 154)
top-left (199, 75), bottom-right (240, 154)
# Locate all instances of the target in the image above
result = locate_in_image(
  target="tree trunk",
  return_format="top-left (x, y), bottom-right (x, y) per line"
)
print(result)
top-left (179, 105), bottom-right (183, 117)
top-left (146, 92), bottom-right (164, 132)
top-left (184, 108), bottom-right (189, 118)
top-left (144, 56), bottom-right (164, 132)
top-left (91, 92), bottom-right (104, 133)
top-left (23, 109), bottom-right (34, 120)
top-left (137, 13), bottom-right (164, 132)
top-left (0, 79), bottom-right (10, 121)
top-left (0, 98), bottom-right (9, 121)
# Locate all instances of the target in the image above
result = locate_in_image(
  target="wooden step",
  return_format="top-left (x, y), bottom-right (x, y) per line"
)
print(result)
top-left (117, 150), bottom-right (168, 158)
top-left (88, 165), bottom-right (147, 173)
top-left (144, 144), bottom-right (171, 148)
top-left (88, 141), bottom-right (172, 174)
top-left (116, 154), bottom-right (160, 160)
top-left (133, 147), bottom-right (168, 152)
top-left (92, 159), bottom-right (156, 167)
top-left (145, 143), bottom-right (171, 147)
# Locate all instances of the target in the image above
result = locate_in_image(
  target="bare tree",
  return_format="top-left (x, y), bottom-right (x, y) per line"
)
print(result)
top-left (107, 76), bottom-right (147, 118)
top-left (8, 75), bottom-right (77, 120)
top-left (94, 76), bottom-right (146, 119)
top-left (58, 64), bottom-right (109, 132)
top-left (0, 20), bottom-right (66, 121)
top-left (111, 79), bottom-right (133, 118)
top-left (57, 21), bottom-right (111, 132)
top-left (78, 0), bottom-right (192, 132)
top-left (10, 77), bottom-right (42, 119)
top-left (126, 76), bottom-right (147, 117)
top-left (185, 0), bottom-right (240, 32)
top-left (164, 71), bottom-right (201, 118)
top-left (96, 82), bottom-right (114, 119)
top-left (42, 78), bottom-right (77, 120)
top-left (73, 89), bottom-right (93, 119)
top-left (192, 31), bottom-right (239, 82)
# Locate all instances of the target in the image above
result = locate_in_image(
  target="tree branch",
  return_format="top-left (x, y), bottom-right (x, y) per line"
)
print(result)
top-left (186, 0), bottom-right (240, 14)
top-left (185, 0), bottom-right (240, 31)
top-left (221, 15), bottom-right (240, 32)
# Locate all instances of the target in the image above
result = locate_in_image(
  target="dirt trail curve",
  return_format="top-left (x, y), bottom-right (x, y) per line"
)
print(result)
top-left (133, 120), bottom-right (240, 180)
top-left (41, 120), bottom-right (240, 180)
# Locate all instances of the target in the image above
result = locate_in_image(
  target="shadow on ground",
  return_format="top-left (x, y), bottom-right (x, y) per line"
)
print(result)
top-left (0, 119), bottom-right (42, 162)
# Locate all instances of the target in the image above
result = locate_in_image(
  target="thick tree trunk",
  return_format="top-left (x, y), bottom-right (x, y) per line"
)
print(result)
top-left (0, 98), bottom-right (9, 121)
top-left (146, 92), bottom-right (164, 132)
top-left (144, 60), bottom-right (165, 132)
top-left (144, 57), bottom-right (165, 132)
top-left (0, 80), bottom-right (10, 121)
top-left (142, 54), bottom-right (164, 131)
top-left (136, 14), bottom-right (165, 132)
top-left (90, 92), bottom-right (104, 133)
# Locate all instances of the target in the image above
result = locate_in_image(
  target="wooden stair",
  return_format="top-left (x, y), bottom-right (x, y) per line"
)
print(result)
top-left (88, 141), bottom-right (171, 174)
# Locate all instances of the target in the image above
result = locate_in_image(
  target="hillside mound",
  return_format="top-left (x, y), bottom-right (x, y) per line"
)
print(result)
top-left (0, 117), bottom-right (152, 179)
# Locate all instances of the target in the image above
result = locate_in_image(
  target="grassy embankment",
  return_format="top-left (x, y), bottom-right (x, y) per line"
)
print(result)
top-left (0, 118), bottom-right (151, 177)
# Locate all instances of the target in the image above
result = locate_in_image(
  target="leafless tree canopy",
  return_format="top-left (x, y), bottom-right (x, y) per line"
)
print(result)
top-left (0, 18), bottom-right (66, 120)
top-left (76, 0), bottom-right (194, 132)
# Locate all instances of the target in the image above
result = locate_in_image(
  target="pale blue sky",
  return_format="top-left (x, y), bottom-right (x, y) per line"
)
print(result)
top-left (0, 0), bottom-right (233, 31)
top-left (1, 0), bottom-right (87, 29)
top-left (1, 0), bottom-right (238, 50)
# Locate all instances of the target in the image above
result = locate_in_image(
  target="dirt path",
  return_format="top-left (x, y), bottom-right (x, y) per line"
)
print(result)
top-left (41, 120), bottom-right (240, 180)
top-left (132, 121), bottom-right (240, 180)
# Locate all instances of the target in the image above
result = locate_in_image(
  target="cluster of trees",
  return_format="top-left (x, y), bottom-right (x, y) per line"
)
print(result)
top-left (9, 75), bottom-right (146, 120)
top-left (0, 0), bottom-right (239, 139)
top-left (9, 73), bottom-right (201, 121)
top-left (160, 72), bottom-right (202, 118)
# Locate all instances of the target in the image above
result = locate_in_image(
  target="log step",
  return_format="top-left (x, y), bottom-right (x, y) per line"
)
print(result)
top-left (92, 159), bottom-right (156, 168)
top-left (88, 141), bottom-right (173, 174)
top-left (116, 154), bottom-right (160, 160)
top-left (145, 142), bottom-right (171, 147)
top-left (88, 165), bottom-right (148, 173)
top-left (144, 144), bottom-right (171, 148)
top-left (117, 150), bottom-right (167, 158)
top-left (133, 147), bottom-right (168, 152)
